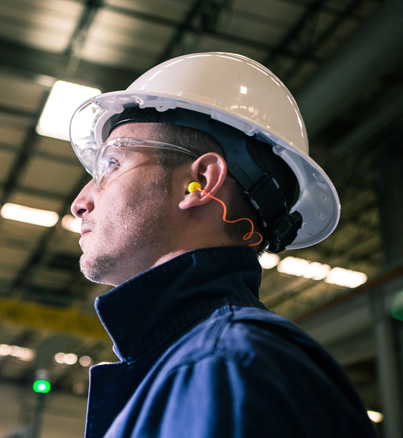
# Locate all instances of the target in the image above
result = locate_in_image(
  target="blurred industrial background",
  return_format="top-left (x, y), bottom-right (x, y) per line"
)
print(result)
top-left (0, 0), bottom-right (402, 437)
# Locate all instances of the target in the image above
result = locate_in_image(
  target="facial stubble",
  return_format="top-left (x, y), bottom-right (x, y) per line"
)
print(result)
top-left (80, 173), bottom-right (172, 285)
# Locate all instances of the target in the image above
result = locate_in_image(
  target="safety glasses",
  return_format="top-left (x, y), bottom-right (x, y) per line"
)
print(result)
top-left (93, 137), bottom-right (198, 189)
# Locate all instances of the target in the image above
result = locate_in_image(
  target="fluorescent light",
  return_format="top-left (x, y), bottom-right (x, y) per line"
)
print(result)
top-left (259, 253), bottom-right (280, 269)
top-left (303, 261), bottom-right (331, 280)
top-left (1, 203), bottom-right (59, 227)
top-left (36, 80), bottom-right (100, 141)
top-left (0, 344), bottom-right (36, 362)
top-left (54, 352), bottom-right (65, 364)
top-left (62, 214), bottom-right (81, 233)
top-left (277, 257), bottom-right (330, 280)
top-left (79, 355), bottom-right (93, 367)
top-left (277, 256), bottom-right (367, 288)
top-left (367, 410), bottom-right (383, 423)
top-left (325, 267), bottom-right (367, 288)
top-left (54, 352), bottom-right (78, 365)
top-left (64, 353), bottom-right (78, 365)
top-left (278, 257), bottom-right (310, 276)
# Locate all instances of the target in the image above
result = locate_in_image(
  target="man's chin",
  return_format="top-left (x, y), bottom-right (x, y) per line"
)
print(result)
top-left (79, 254), bottom-right (111, 285)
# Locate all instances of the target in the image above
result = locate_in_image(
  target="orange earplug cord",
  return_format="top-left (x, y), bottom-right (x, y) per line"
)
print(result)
top-left (188, 182), bottom-right (263, 247)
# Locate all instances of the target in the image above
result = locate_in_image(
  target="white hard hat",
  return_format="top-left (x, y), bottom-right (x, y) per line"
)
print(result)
top-left (70, 52), bottom-right (340, 251)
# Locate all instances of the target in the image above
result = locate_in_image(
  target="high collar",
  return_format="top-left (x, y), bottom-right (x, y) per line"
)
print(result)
top-left (95, 246), bottom-right (262, 364)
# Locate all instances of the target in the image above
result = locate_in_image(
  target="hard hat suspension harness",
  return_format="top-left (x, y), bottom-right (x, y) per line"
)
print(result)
top-left (107, 105), bottom-right (302, 252)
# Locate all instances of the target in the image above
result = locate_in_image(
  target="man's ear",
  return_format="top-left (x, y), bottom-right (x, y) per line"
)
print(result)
top-left (179, 153), bottom-right (227, 210)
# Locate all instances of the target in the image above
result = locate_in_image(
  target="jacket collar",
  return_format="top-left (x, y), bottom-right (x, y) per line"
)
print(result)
top-left (95, 246), bottom-right (262, 364)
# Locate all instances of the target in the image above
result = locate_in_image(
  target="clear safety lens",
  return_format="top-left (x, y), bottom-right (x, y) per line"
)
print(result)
top-left (69, 98), bottom-right (106, 174)
top-left (93, 137), bottom-right (199, 189)
top-left (94, 145), bottom-right (126, 188)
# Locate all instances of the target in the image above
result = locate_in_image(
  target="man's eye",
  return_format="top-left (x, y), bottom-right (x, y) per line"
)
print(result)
top-left (106, 157), bottom-right (119, 169)
top-left (101, 155), bottom-right (120, 172)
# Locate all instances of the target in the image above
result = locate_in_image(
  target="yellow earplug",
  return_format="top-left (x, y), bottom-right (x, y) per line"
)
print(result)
top-left (187, 182), bottom-right (201, 193)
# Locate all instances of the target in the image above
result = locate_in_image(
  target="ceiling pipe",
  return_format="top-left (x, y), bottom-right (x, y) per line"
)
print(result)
top-left (296, 0), bottom-right (403, 137)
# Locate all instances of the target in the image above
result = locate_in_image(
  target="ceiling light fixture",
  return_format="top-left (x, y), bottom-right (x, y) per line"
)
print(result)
top-left (367, 410), bottom-right (383, 423)
top-left (0, 344), bottom-right (36, 362)
top-left (325, 267), bottom-right (367, 288)
top-left (259, 253), bottom-right (280, 270)
top-left (54, 352), bottom-right (78, 365)
top-left (61, 214), bottom-right (81, 233)
top-left (36, 80), bottom-right (100, 141)
top-left (277, 257), bottom-right (330, 280)
top-left (277, 256), bottom-right (367, 288)
top-left (1, 203), bottom-right (59, 227)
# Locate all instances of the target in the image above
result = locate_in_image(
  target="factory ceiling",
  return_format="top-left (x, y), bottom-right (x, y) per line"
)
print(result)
top-left (0, 0), bottom-right (402, 413)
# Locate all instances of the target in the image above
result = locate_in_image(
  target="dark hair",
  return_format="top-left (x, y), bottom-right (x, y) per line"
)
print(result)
top-left (151, 123), bottom-right (299, 253)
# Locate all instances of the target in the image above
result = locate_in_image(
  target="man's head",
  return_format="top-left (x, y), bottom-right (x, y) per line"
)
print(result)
top-left (70, 52), bottom-right (340, 285)
top-left (71, 121), bottom-right (250, 286)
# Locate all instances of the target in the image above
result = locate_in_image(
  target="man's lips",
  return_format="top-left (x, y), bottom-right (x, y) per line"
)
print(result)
top-left (79, 229), bottom-right (92, 247)
top-left (80, 228), bottom-right (91, 237)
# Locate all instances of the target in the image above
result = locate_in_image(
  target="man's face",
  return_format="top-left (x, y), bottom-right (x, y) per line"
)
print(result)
top-left (70, 123), bottom-right (179, 286)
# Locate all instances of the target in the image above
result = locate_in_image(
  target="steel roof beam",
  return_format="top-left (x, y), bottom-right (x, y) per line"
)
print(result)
top-left (0, 38), bottom-right (140, 91)
top-left (296, 0), bottom-right (403, 137)
top-left (263, 0), bottom-right (326, 69)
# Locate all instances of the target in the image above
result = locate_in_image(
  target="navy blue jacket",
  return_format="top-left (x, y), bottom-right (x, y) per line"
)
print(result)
top-left (86, 246), bottom-right (378, 438)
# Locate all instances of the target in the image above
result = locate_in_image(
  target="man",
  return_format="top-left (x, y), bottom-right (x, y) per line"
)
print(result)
top-left (70, 52), bottom-right (378, 437)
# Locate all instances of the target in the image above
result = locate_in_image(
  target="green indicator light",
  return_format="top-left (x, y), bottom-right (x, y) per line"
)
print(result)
top-left (391, 291), bottom-right (403, 321)
top-left (33, 379), bottom-right (51, 393)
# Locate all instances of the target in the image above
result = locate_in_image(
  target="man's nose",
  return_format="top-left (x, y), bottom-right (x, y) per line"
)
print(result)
top-left (71, 181), bottom-right (95, 218)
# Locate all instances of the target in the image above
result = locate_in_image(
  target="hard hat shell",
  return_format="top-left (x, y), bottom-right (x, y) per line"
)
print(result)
top-left (70, 52), bottom-right (340, 250)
